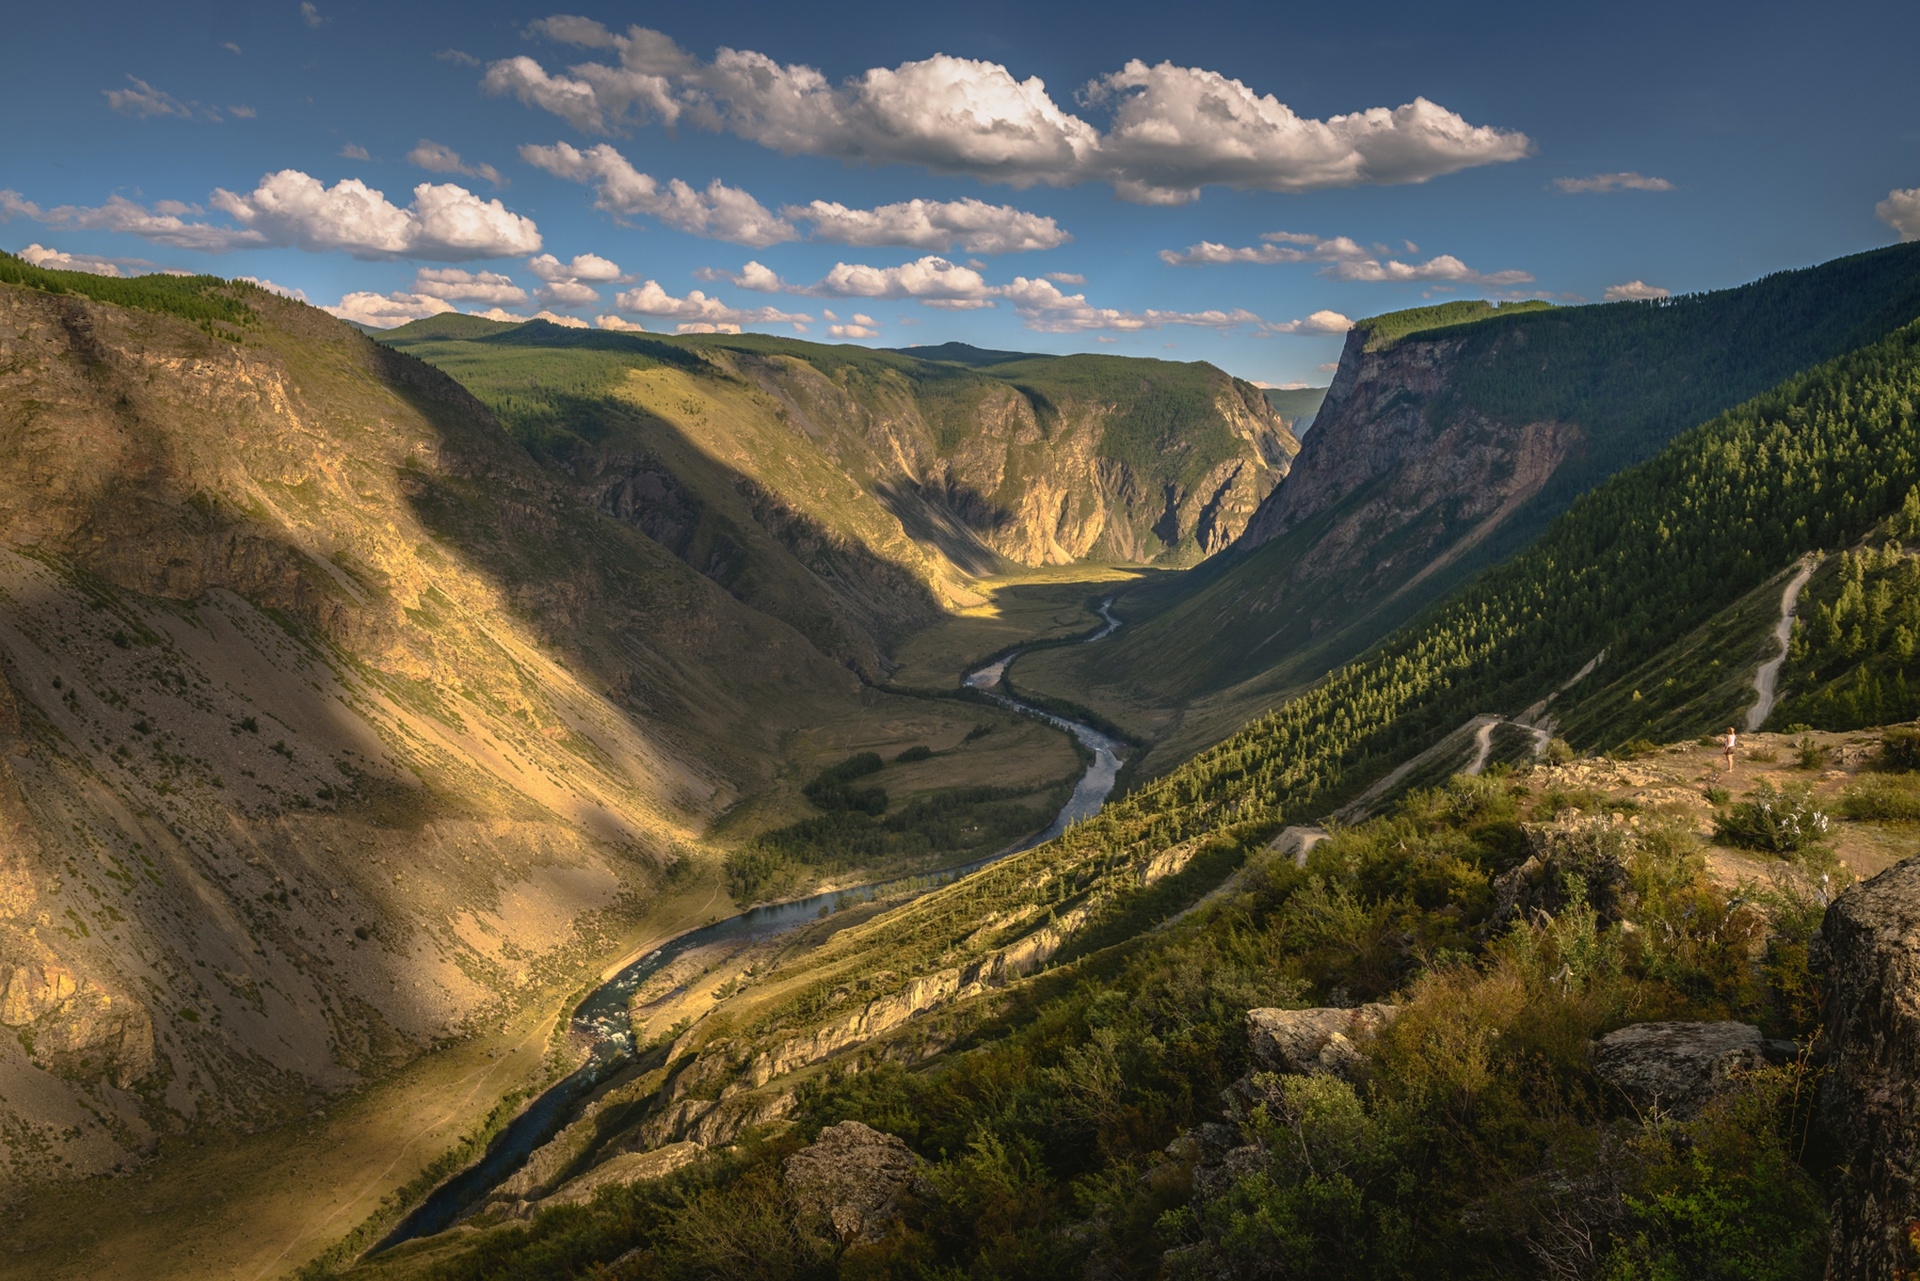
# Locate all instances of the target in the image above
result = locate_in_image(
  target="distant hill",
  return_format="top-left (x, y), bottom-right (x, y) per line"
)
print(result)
top-left (377, 323), bottom-right (1298, 678)
top-left (883, 340), bottom-right (1048, 366)
top-left (1259, 385), bottom-right (1328, 432)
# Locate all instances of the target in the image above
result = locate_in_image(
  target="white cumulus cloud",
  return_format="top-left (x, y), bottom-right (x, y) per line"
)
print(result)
top-left (237, 275), bottom-right (310, 301)
top-left (595, 314), bottom-right (647, 331)
top-left (7, 176), bottom-right (540, 260)
top-left (1264, 310), bottom-right (1353, 335)
top-left (1879, 188), bottom-right (1920, 242)
top-left (1603, 280), bottom-right (1671, 301)
top-left (693, 260), bottom-right (790, 292)
top-left (528, 309), bottom-right (589, 327)
top-left (414, 267), bottom-right (527, 304)
top-left (324, 290), bottom-right (454, 328)
top-left (486, 22), bottom-right (1530, 202)
top-left (527, 251), bottom-right (625, 282)
top-left (1553, 172), bottom-right (1674, 193)
top-left (537, 279), bottom-right (601, 305)
top-left (1161, 230), bottom-right (1531, 286)
top-left (785, 197), bottom-right (1068, 253)
top-left (997, 276), bottom-right (1262, 334)
top-left (830, 313), bottom-right (880, 339)
top-left (408, 140), bottom-right (505, 187)
top-left (1088, 62), bottom-right (1533, 204)
top-left (811, 255), bottom-right (998, 308)
top-left (15, 243), bottom-right (139, 276)
top-left (521, 141), bottom-right (795, 246)
top-left (722, 251), bottom-right (1275, 334)
top-left (613, 280), bottom-right (811, 328)
top-left (209, 171), bottom-right (541, 259)
top-left (524, 251), bottom-right (626, 308)
top-left (23, 194), bottom-right (266, 253)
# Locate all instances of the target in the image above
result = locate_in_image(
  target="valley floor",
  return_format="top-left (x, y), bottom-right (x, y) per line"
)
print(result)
top-left (0, 571), bottom-right (1133, 1281)
top-left (0, 866), bottom-right (743, 1281)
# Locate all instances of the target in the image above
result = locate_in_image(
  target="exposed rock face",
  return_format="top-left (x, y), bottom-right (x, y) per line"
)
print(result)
top-left (1820, 856), bottom-right (1920, 1279)
top-left (526, 1141), bottom-right (704, 1216)
top-left (1246, 1003), bottom-right (1398, 1077)
top-left (1238, 326), bottom-right (1577, 574)
top-left (784, 1121), bottom-right (921, 1244)
top-left (744, 901), bottom-right (1093, 1089)
top-left (1590, 1021), bottom-right (1765, 1116)
top-left (1490, 815), bottom-right (1639, 930)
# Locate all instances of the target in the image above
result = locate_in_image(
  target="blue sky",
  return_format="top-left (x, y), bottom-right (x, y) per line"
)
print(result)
top-left (5, 0), bottom-right (1918, 386)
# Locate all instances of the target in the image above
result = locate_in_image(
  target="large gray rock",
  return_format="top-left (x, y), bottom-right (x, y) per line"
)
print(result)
top-left (1590, 1021), bottom-right (1764, 1116)
top-left (1820, 856), bottom-right (1920, 1279)
top-left (784, 1120), bottom-right (921, 1244)
top-left (1246, 1004), bottom-right (1397, 1077)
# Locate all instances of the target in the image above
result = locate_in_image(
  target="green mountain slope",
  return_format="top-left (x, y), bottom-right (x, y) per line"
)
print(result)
top-left (378, 323), bottom-right (1296, 678)
top-left (1023, 241), bottom-right (1920, 773)
top-left (357, 312), bottom-right (1920, 1281)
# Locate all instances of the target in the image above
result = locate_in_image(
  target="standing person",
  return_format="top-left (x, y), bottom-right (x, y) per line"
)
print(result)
top-left (1723, 727), bottom-right (1738, 772)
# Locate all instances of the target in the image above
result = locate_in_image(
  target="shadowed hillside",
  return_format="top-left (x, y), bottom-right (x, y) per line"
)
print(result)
top-left (0, 266), bottom-right (890, 1186)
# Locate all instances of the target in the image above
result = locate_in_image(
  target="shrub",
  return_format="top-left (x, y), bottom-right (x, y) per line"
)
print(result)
top-left (1882, 725), bottom-right (1920, 771)
top-left (1597, 1069), bottom-right (1827, 1281)
top-left (896, 744), bottom-right (934, 763)
top-left (1715, 781), bottom-right (1832, 853)
top-left (1547, 737), bottom-right (1576, 765)
top-left (1839, 776), bottom-right (1920, 822)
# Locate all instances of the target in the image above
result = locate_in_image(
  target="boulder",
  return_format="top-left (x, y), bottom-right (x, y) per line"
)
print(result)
top-left (1819, 856), bottom-right (1920, 1278)
top-left (1590, 1021), bottom-right (1764, 1116)
top-left (1246, 1004), bottom-right (1397, 1077)
top-left (784, 1120), bottom-right (921, 1244)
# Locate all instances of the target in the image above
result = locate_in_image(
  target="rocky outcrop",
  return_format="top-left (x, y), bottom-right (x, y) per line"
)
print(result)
top-left (745, 902), bottom-right (1092, 1088)
top-left (523, 1141), bottom-right (704, 1216)
top-left (1590, 1021), bottom-right (1765, 1116)
top-left (1246, 1003), bottom-right (1398, 1077)
top-left (1489, 815), bottom-right (1638, 930)
top-left (784, 1121), bottom-right (922, 1244)
top-left (1819, 856), bottom-right (1920, 1278)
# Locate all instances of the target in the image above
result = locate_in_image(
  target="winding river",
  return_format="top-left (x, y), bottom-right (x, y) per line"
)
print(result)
top-left (375, 601), bottom-right (1127, 1250)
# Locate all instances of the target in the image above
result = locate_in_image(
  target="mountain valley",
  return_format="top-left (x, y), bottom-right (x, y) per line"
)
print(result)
top-left (6, 240), bottom-right (1920, 1280)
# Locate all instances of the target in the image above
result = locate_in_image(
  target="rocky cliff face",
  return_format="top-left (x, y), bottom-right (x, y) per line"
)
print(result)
top-left (1238, 324), bottom-right (1577, 585)
top-left (0, 282), bottom-right (864, 1188)
top-left (1820, 854), bottom-right (1920, 1278)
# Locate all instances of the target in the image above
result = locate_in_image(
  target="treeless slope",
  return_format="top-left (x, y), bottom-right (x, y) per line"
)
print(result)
top-left (0, 279), bottom-right (863, 1186)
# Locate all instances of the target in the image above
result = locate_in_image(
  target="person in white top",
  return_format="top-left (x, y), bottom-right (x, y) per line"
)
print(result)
top-left (1722, 727), bottom-right (1738, 772)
